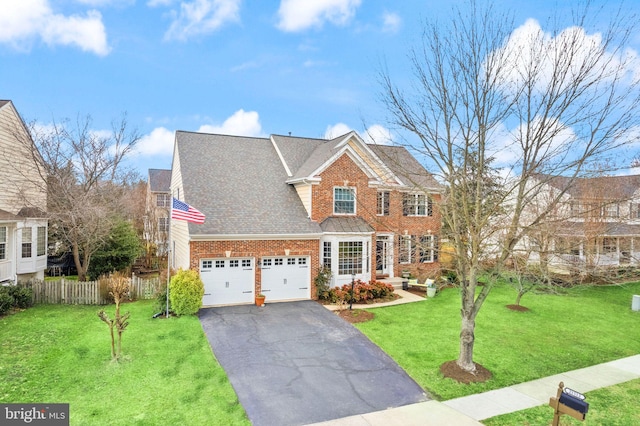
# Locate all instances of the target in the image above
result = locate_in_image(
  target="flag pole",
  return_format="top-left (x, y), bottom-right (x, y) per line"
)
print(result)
top-left (166, 205), bottom-right (171, 318)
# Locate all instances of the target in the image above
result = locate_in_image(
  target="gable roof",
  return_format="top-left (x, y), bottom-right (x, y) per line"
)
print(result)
top-left (174, 131), bottom-right (322, 236)
top-left (368, 144), bottom-right (442, 191)
top-left (538, 173), bottom-right (640, 200)
top-left (148, 168), bottom-right (171, 192)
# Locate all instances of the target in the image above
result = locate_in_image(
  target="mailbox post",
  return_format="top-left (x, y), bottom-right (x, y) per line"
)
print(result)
top-left (549, 382), bottom-right (589, 425)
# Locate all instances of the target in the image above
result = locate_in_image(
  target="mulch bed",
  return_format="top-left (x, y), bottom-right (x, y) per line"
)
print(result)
top-left (506, 304), bottom-right (530, 312)
top-left (440, 360), bottom-right (493, 383)
top-left (336, 309), bottom-right (375, 323)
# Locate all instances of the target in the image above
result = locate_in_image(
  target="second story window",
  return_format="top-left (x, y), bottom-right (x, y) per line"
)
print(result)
top-left (402, 193), bottom-right (432, 216)
top-left (156, 193), bottom-right (170, 207)
top-left (377, 191), bottom-right (390, 216)
top-left (334, 187), bottom-right (356, 215)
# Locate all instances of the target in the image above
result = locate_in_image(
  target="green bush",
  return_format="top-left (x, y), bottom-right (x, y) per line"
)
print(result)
top-left (0, 289), bottom-right (14, 315)
top-left (9, 286), bottom-right (33, 309)
top-left (169, 269), bottom-right (204, 316)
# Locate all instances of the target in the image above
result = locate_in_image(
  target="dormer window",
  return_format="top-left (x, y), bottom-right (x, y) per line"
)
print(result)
top-left (334, 187), bottom-right (356, 215)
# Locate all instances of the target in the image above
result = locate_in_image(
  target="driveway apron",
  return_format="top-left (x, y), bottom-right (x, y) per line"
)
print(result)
top-left (198, 300), bottom-right (428, 426)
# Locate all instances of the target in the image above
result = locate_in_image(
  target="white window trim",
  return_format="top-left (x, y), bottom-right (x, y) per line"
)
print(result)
top-left (377, 191), bottom-right (390, 216)
top-left (333, 186), bottom-right (357, 215)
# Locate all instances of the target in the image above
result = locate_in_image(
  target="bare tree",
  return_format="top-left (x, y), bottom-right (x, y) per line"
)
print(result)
top-left (25, 114), bottom-right (140, 281)
top-left (380, 1), bottom-right (640, 374)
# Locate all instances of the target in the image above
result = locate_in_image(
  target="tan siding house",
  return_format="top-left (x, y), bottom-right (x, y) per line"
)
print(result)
top-left (0, 100), bottom-right (48, 283)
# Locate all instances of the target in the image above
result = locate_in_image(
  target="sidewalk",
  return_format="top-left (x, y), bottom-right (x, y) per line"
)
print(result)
top-left (307, 355), bottom-right (640, 425)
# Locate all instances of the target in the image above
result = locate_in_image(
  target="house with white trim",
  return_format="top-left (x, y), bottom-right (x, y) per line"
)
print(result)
top-left (0, 100), bottom-right (47, 283)
top-left (170, 130), bottom-right (442, 306)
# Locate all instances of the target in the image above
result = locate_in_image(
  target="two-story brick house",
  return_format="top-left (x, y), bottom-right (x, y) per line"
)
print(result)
top-left (170, 130), bottom-right (441, 306)
top-left (0, 100), bottom-right (48, 283)
top-left (144, 168), bottom-right (171, 255)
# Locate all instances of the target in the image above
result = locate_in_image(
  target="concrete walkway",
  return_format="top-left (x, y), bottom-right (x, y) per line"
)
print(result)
top-left (308, 355), bottom-right (640, 425)
top-left (316, 292), bottom-right (640, 425)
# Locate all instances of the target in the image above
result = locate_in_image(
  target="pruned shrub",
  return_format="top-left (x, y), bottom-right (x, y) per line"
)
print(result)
top-left (169, 269), bottom-right (204, 316)
top-left (320, 280), bottom-right (395, 304)
top-left (9, 285), bottom-right (33, 309)
top-left (0, 289), bottom-right (14, 315)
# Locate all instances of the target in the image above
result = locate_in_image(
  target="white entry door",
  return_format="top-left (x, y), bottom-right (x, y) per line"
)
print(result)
top-left (200, 258), bottom-right (255, 306)
top-left (261, 256), bottom-right (311, 302)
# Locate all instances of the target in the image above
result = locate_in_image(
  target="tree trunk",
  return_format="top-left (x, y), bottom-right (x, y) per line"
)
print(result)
top-left (457, 314), bottom-right (476, 373)
top-left (72, 243), bottom-right (88, 281)
top-left (515, 290), bottom-right (524, 306)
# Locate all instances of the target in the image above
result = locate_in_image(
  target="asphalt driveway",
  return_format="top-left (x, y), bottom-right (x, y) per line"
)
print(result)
top-left (198, 300), bottom-right (428, 426)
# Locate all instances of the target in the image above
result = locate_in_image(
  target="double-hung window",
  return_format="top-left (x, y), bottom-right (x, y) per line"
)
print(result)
top-left (0, 227), bottom-right (6, 260)
top-left (323, 241), bottom-right (332, 269)
top-left (156, 193), bottom-right (170, 207)
top-left (402, 193), bottom-right (432, 216)
top-left (22, 228), bottom-right (32, 258)
top-left (377, 191), bottom-right (390, 216)
top-left (37, 226), bottom-right (46, 256)
top-left (158, 217), bottom-right (169, 233)
top-left (398, 234), bottom-right (438, 263)
top-left (334, 187), bottom-right (356, 215)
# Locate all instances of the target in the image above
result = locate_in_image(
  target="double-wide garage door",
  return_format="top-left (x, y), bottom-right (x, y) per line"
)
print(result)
top-left (199, 256), bottom-right (310, 306)
top-left (261, 256), bottom-right (310, 302)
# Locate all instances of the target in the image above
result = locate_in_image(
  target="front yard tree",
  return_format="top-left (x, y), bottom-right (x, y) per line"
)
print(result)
top-left (380, 1), bottom-right (640, 375)
top-left (27, 114), bottom-right (140, 281)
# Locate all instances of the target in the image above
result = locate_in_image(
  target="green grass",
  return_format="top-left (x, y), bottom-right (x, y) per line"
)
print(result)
top-left (0, 301), bottom-right (249, 426)
top-left (356, 282), bottom-right (640, 400)
top-left (483, 378), bottom-right (640, 425)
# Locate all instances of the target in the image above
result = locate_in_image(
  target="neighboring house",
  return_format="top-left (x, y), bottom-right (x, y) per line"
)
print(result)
top-left (0, 100), bottom-right (48, 283)
top-left (144, 168), bottom-right (171, 255)
top-left (524, 173), bottom-right (640, 272)
top-left (170, 130), bottom-right (442, 306)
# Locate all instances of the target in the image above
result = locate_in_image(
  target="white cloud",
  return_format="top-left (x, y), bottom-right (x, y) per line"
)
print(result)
top-left (324, 122), bottom-right (393, 144)
top-left (134, 127), bottom-right (176, 156)
top-left (198, 109), bottom-right (263, 137)
top-left (0, 0), bottom-right (109, 55)
top-left (164, 0), bottom-right (241, 41)
top-left (147, 0), bottom-right (174, 6)
top-left (493, 19), bottom-right (640, 93)
top-left (381, 11), bottom-right (401, 33)
top-left (276, 0), bottom-right (362, 32)
top-left (363, 124), bottom-right (392, 145)
top-left (324, 122), bottom-right (352, 139)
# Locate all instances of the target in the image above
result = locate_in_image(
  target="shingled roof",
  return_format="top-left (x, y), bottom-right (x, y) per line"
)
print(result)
top-left (148, 168), bottom-right (171, 192)
top-left (174, 131), bottom-right (441, 236)
top-left (174, 131), bottom-right (322, 236)
top-left (537, 173), bottom-right (640, 200)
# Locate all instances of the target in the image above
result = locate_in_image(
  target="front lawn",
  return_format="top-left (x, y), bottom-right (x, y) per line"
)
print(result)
top-left (0, 301), bottom-right (249, 425)
top-left (484, 378), bottom-right (640, 425)
top-left (356, 282), bottom-right (640, 401)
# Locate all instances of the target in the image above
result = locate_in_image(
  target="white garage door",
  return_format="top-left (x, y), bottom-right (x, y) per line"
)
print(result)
top-left (200, 258), bottom-right (255, 306)
top-left (261, 256), bottom-right (310, 302)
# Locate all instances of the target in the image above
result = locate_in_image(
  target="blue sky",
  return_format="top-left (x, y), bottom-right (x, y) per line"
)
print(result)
top-left (1, 0), bottom-right (638, 177)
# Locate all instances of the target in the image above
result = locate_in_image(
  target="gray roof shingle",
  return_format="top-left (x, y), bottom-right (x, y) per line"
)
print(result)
top-left (368, 144), bottom-right (442, 191)
top-left (148, 168), bottom-right (171, 192)
top-left (175, 131), bottom-right (322, 236)
top-left (538, 173), bottom-right (640, 200)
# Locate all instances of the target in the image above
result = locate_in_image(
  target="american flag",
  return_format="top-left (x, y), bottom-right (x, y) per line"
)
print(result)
top-left (171, 198), bottom-right (205, 224)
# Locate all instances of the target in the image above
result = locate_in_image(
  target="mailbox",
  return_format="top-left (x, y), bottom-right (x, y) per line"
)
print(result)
top-left (559, 392), bottom-right (589, 415)
top-left (549, 382), bottom-right (588, 425)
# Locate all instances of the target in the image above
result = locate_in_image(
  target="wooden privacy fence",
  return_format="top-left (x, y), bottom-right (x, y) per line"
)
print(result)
top-left (20, 275), bottom-right (163, 305)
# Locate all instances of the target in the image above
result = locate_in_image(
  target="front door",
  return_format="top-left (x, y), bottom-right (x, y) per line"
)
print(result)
top-left (376, 236), bottom-right (392, 277)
